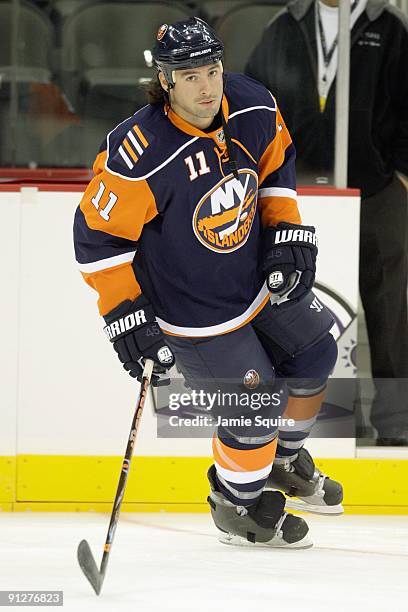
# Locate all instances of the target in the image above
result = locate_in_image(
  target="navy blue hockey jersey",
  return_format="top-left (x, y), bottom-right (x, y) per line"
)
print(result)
top-left (73, 73), bottom-right (300, 337)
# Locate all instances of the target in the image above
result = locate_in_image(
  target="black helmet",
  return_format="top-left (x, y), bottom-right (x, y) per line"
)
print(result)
top-left (152, 17), bottom-right (224, 87)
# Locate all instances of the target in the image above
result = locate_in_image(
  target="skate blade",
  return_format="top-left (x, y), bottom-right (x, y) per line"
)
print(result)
top-left (285, 498), bottom-right (344, 515)
top-left (218, 532), bottom-right (313, 549)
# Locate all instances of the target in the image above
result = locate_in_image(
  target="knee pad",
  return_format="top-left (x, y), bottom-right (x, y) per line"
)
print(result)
top-left (280, 333), bottom-right (338, 394)
top-left (217, 381), bottom-right (289, 443)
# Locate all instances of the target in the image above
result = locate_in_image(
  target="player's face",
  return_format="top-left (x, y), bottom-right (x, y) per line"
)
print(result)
top-left (167, 62), bottom-right (224, 129)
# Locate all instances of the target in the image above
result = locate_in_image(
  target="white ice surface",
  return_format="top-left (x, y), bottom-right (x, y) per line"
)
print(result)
top-left (0, 513), bottom-right (407, 612)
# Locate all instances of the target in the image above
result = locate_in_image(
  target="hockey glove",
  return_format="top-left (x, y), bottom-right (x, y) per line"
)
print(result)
top-left (103, 295), bottom-right (175, 386)
top-left (263, 222), bottom-right (318, 305)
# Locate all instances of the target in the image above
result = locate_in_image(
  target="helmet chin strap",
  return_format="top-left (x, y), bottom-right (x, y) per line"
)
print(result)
top-left (219, 72), bottom-right (239, 181)
top-left (221, 110), bottom-right (239, 181)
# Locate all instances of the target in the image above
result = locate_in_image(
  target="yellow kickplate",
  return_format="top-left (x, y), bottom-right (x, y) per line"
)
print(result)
top-left (5, 455), bottom-right (408, 512)
top-left (12, 502), bottom-right (209, 513)
top-left (16, 456), bottom-right (213, 503)
top-left (0, 457), bottom-right (15, 502)
top-left (315, 459), bottom-right (408, 505)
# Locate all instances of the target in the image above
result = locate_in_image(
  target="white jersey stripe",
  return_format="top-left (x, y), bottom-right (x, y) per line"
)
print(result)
top-left (157, 283), bottom-right (270, 337)
top-left (77, 250), bottom-right (136, 273)
top-left (229, 105), bottom-right (276, 119)
top-left (127, 130), bottom-right (144, 156)
top-left (105, 105), bottom-right (278, 182)
top-left (258, 187), bottom-right (297, 200)
top-left (106, 135), bottom-right (200, 182)
top-left (118, 145), bottom-right (134, 170)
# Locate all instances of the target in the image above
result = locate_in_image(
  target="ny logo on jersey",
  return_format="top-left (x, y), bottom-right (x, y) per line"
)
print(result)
top-left (192, 169), bottom-right (258, 253)
top-left (210, 176), bottom-right (250, 215)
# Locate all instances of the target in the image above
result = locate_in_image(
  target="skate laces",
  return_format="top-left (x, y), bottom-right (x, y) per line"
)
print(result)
top-left (312, 470), bottom-right (327, 497)
top-left (236, 505), bottom-right (248, 517)
top-left (275, 457), bottom-right (297, 472)
top-left (274, 511), bottom-right (287, 536)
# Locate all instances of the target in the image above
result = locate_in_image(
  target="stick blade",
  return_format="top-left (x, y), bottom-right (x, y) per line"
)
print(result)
top-left (77, 539), bottom-right (103, 595)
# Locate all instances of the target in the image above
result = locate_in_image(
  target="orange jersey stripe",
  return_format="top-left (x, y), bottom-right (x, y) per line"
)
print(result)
top-left (92, 150), bottom-right (105, 174)
top-left (258, 107), bottom-right (292, 186)
top-left (231, 138), bottom-right (257, 165)
top-left (212, 435), bottom-right (277, 473)
top-left (78, 149), bottom-right (157, 315)
top-left (133, 124), bottom-right (149, 148)
top-left (82, 262), bottom-right (141, 316)
top-left (283, 391), bottom-right (326, 421)
top-left (258, 195), bottom-right (301, 227)
top-left (80, 150), bottom-right (158, 241)
top-left (123, 138), bottom-right (138, 162)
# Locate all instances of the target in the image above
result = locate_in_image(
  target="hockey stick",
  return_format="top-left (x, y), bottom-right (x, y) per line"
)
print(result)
top-left (77, 358), bottom-right (154, 595)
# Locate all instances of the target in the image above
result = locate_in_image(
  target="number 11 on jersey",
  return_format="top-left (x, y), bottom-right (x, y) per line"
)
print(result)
top-left (91, 181), bottom-right (118, 221)
top-left (184, 151), bottom-right (211, 181)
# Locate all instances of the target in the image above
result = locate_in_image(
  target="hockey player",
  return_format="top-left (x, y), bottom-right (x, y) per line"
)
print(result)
top-left (74, 17), bottom-right (343, 549)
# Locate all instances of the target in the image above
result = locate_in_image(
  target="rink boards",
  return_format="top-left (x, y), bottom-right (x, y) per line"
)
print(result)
top-left (1, 456), bottom-right (408, 514)
top-left (0, 184), bottom-right (407, 513)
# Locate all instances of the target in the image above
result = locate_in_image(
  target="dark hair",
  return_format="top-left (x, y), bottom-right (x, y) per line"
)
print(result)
top-left (145, 74), bottom-right (168, 105)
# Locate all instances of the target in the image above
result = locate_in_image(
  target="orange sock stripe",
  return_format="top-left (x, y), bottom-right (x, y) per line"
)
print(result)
top-left (283, 391), bottom-right (325, 421)
top-left (212, 435), bottom-right (277, 472)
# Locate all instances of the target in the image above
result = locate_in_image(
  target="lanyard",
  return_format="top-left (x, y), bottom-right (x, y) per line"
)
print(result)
top-left (317, 0), bottom-right (359, 70)
top-left (317, 0), bottom-right (359, 111)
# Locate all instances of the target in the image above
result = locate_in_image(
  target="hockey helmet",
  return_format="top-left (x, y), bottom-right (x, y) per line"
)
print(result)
top-left (152, 17), bottom-right (224, 87)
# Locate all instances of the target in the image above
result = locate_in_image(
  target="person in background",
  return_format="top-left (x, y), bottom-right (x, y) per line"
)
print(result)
top-left (246, 0), bottom-right (408, 445)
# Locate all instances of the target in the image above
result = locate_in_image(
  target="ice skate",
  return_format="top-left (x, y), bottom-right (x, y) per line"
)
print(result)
top-left (207, 465), bottom-right (312, 549)
top-left (266, 448), bottom-right (344, 515)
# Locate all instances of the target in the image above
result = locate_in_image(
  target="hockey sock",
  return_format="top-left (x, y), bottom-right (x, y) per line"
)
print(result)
top-left (276, 385), bottom-right (326, 462)
top-left (212, 432), bottom-right (278, 507)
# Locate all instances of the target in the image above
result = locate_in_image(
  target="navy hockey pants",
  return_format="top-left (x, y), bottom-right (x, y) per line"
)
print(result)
top-left (164, 293), bottom-right (338, 506)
